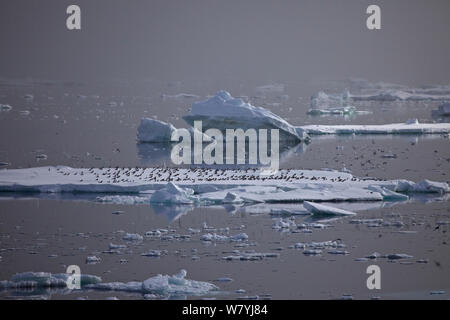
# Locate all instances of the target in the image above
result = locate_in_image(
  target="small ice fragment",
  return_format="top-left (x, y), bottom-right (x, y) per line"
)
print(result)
top-left (122, 233), bottom-right (143, 241)
top-left (0, 104), bottom-right (12, 112)
top-left (386, 253), bottom-right (413, 260)
top-left (214, 277), bottom-right (233, 282)
top-left (303, 201), bottom-right (356, 216)
top-left (86, 256), bottom-right (101, 264)
top-left (141, 250), bottom-right (162, 257)
top-left (430, 290), bottom-right (445, 295)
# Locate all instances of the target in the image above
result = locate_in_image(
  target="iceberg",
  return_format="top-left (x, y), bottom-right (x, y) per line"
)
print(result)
top-left (150, 182), bottom-right (198, 204)
top-left (137, 118), bottom-right (177, 143)
top-left (183, 90), bottom-right (307, 142)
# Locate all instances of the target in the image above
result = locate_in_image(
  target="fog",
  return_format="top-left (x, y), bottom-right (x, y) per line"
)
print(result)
top-left (1, 0), bottom-right (449, 85)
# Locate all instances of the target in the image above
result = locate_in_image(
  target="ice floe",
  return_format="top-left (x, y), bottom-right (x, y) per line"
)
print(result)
top-left (299, 120), bottom-right (450, 135)
top-left (303, 201), bottom-right (356, 216)
top-left (1, 270), bottom-right (218, 298)
top-left (0, 272), bottom-right (101, 289)
top-left (1, 167), bottom-right (448, 209)
top-left (88, 270), bottom-right (218, 297)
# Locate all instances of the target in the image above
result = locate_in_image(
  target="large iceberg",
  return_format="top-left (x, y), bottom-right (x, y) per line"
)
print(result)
top-left (183, 90), bottom-right (307, 142)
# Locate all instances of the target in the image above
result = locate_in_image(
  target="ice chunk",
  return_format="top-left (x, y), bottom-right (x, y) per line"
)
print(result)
top-left (183, 90), bottom-right (308, 142)
top-left (0, 104), bottom-right (12, 112)
top-left (150, 182), bottom-right (198, 204)
top-left (86, 256), bottom-right (101, 264)
top-left (395, 179), bottom-right (449, 194)
top-left (137, 118), bottom-right (176, 142)
top-left (222, 192), bottom-right (244, 204)
top-left (303, 201), bottom-right (356, 216)
top-left (367, 185), bottom-right (409, 200)
top-left (122, 233), bottom-right (143, 241)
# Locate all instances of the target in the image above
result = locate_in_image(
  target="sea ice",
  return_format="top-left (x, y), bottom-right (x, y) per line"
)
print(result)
top-left (150, 182), bottom-right (198, 204)
top-left (303, 201), bottom-right (357, 216)
top-left (300, 120), bottom-right (450, 135)
top-left (0, 104), bottom-right (12, 112)
top-left (183, 91), bottom-right (308, 142)
top-left (137, 118), bottom-right (176, 143)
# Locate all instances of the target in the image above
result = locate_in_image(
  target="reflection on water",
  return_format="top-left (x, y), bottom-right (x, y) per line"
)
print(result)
top-left (0, 192), bottom-right (447, 222)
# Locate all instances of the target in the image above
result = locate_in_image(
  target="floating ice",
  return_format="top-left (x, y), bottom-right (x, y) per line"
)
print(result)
top-left (0, 104), bottom-right (12, 112)
top-left (122, 233), bottom-right (143, 241)
top-left (137, 118), bottom-right (177, 143)
top-left (303, 201), bottom-right (356, 216)
top-left (150, 182), bottom-right (198, 204)
top-left (0, 167), bottom-right (448, 205)
top-left (183, 91), bottom-right (307, 142)
top-left (2, 272), bottom-right (101, 289)
top-left (300, 120), bottom-right (450, 135)
top-left (200, 232), bottom-right (248, 242)
top-left (86, 256), bottom-right (101, 264)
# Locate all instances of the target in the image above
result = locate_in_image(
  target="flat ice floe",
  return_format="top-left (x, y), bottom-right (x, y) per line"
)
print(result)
top-left (0, 270), bottom-right (218, 298)
top-left (299, 119), bottom-right (450, 135)
top-left (0, 167), bottom-right (448, 208)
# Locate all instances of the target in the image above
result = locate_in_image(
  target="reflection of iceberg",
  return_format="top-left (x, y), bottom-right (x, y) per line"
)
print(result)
top-left (150, 203), bottom-right (194, 221)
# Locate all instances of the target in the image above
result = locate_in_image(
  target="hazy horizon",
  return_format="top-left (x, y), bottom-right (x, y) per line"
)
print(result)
top-left (1, 0), bottom-right (450, 86)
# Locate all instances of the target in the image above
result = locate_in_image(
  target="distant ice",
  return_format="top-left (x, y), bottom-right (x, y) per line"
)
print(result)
top-left (300, 120), bottom-right (450, 135)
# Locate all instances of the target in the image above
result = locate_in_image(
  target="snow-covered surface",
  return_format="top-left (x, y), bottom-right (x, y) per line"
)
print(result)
top-left (183, 90), bottom-right (307, 142)
top-left (299, 120), bottom-right (450, 135)
top-left (1, 167), bottom-right (448, 207)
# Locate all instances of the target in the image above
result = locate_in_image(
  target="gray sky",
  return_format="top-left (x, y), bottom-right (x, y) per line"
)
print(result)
top-left (1, 0), bottom-right (449, 85)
